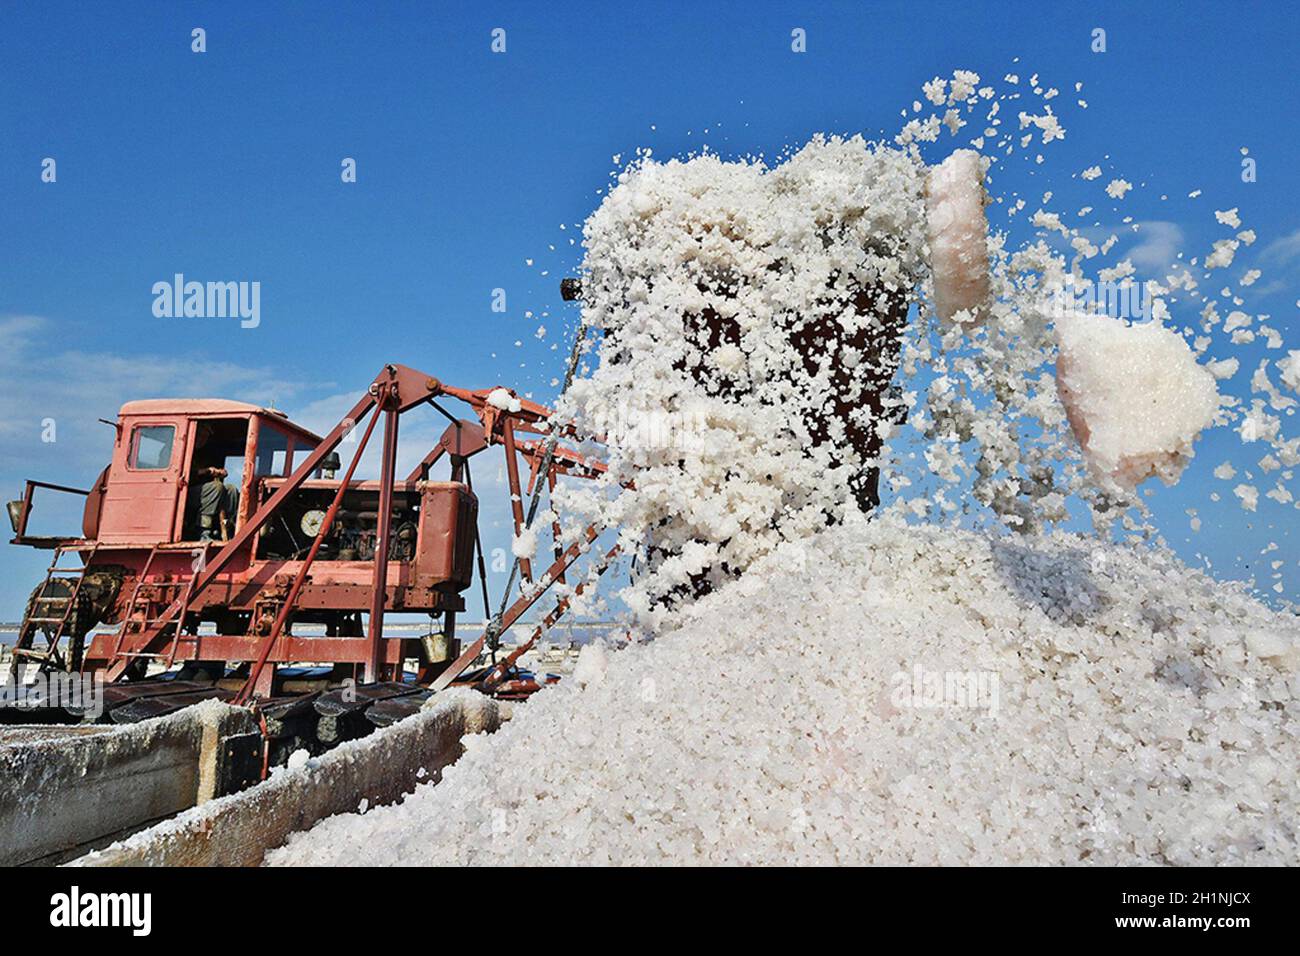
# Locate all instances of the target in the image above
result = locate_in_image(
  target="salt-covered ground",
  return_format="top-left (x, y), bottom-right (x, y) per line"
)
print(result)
top-left (270, 517), bottom-right (1298, 866)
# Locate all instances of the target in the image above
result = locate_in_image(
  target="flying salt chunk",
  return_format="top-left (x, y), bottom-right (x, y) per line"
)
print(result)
top-left (1240, 402), bottom-right (1279, 443)
top-left (1080, 165), bottom-right (1102, 180)
top-left (511, 526), bottom-right (538, 559)
top-left (1214, 461), bottom-right (1237, 480)
top-left (1235, 483), bottom-right (1259, 512)
top-left (1241, 269), bottom-right (1262, 287)
top-left (896, 115), bottom-right (943, 145)
top-left (1252, 360), bottom-right (1298, 411)
top-left (1098, 260), bottom-right (1135, 283)
top-left (1018, 108), bottom-right (1065, 144)
top-left (486, 387), bottom-right (522, 412)
top-left (1277, 351), bottom-right (1300, 393)
top-left (1205, 239), bottom-right (1239, 270)
top-left (923, 76), bottom-right (948, 105)
top-left (1055, 312), bottom-right (1221, 489)
top-left (1105, 178), bottom-right (1133, 199)
top-left (925, 149), bottom-right (991, 326)
top-left (948, 69), bottom-right (980, 103)
top-left (1071, 236), bottom-right (1099, 259)
top-left (1215, 208), bottom-right (1242, 228)
top-left (1266, 484), bottom-right (1293, 505)
top-left (1033, 209), bottom-right (1068, 236)
top-left (1224, 310), bottom-right (1252, 333)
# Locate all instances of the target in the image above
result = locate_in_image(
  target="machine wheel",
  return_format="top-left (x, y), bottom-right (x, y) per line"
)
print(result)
top-left (19, 578), bottom-right (92, 673)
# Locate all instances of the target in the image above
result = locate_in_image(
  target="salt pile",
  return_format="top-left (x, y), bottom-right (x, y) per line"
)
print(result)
top-left (270, 517), bottom-right (1299, 866)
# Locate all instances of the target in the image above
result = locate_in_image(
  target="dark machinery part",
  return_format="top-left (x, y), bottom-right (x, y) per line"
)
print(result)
top-left (560, 277), bottom-right (583, 301)
top-left (260, 485), bottom-right (421, 562)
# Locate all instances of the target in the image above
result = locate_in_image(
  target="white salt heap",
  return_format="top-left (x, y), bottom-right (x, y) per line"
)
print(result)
top-left (271, 517), bottom-right (1299, 866)
top-left (1055, 311), bottom-right (1222, 490)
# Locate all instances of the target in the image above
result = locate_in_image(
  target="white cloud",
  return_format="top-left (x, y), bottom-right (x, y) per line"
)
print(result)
top-left (1260, 227), bottom-right (1300, 269)
top-left (1069, 221), bottom-right (1185, 277)
top-left (1239, 227), bottom-right (1300, 297)
top-left (0, 314), bottom-right (319, 474)
top-left (1125, 221), bottom-right (1185, 273)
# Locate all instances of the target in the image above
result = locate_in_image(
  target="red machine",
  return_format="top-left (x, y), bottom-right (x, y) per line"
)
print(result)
top-left (8, 363), bottom-right (610, 703)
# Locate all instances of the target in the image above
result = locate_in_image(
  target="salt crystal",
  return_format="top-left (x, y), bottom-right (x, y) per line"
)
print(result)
top-left (1055, 312), bottom-right (1220, 489)
top-left (486, 387), bottom-right (522, 413)
top-left (925, 149), bottom-right (991, 326)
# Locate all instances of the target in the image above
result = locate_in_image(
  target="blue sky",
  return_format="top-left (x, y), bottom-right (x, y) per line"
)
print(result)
top-left (1, 0), bottom-right (1298, 620)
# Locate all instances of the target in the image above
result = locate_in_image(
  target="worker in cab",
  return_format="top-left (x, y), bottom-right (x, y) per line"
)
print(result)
top-left (188, 424), bottom-right (240, 541)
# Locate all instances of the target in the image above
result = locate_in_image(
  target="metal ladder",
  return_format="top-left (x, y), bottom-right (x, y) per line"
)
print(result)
top-left (10, 544), bottom-right (98, 677)
top-left (163, 544), bottom-right (213, 668)
top-left (108, 545), bottom-right (181, 670)
top-left (109, 544), bottom-right (209, 672)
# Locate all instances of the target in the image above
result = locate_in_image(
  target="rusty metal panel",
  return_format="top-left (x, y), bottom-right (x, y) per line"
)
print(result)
top-left (414, 482), bottom-right (477, 588)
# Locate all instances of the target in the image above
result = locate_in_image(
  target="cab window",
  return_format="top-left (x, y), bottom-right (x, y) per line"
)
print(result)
top-left (255, 424), bottom-right (290, 477)
top-left (291, 437), bottom-right (319, 475)
top-left (129, 425), bottom-right (175, 470)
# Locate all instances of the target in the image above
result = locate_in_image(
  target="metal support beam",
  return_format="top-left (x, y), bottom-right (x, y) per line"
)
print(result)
top-left (479, 544), bottom-right (618, 692)
top-left (501, 418), bottom-right (533, 583)
top-left (367, 400), bottom-right (401, 681)
top-left (430, 523), bottom-right (602, 693)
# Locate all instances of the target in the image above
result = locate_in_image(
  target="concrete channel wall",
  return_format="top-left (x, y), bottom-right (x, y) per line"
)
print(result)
top-left (71, 689), bottom-right (500, 867)
top-left (0, 701), bottom-right (261, 866)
